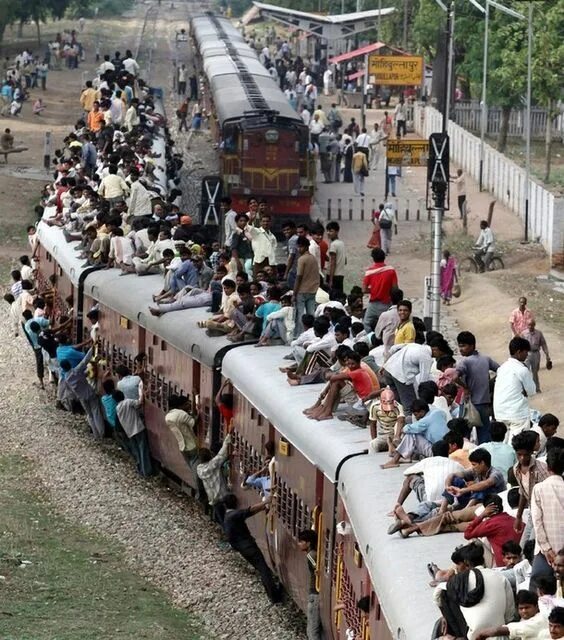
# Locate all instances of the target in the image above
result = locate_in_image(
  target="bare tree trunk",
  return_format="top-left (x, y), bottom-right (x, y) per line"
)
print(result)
top-left (544, 99), bottom-right (553, 183)
top-left (35, 18), bottom-right (41, 46)
top-left (497, 106), bottom-right (511, 153)
top-left (17, 18), bottom-right (24, 39)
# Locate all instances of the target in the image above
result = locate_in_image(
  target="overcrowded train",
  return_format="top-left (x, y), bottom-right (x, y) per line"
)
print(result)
top-left (37, 208), bottom-right (462, 640)
top-left (191, 14), bottom-right (316, 219)
top-left (30, 13), bottom-right (465, 640)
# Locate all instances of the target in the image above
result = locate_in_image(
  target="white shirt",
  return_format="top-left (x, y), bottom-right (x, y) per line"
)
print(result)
top-left (128, 180), bottom-right (153, 217)
top-left (355, 133), bottom-right (370, 147)
top-left (506, 612), bottom-right (549, 639)
top-left (459, 567), bottom-right (515, 640)
top-left (404, 456), bottom-right (464, 502)
top-left (247, 226), bottom-right (277, 264)
top-left (309, 120), bottom-right (324, 135)
top-left (384, 343), bottom-right (433, 386)
top-left (291, 327), bottom-right (315, 348)
top-left (476, 227), bottom-right (495, 253)
top-left (306, 332), bottom-right (337, 353)
top-left (122, 57), bottom-right (140, 75)
top-left (301, 110), bottom-right (311, 126)
top-left (224, 209), bottom-right (238, 247)
top-left (492, 357), bottom-right (536, 421)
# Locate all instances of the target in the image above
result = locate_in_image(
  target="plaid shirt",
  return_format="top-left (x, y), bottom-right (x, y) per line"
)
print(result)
top-left (196, 435), bottom-right (231, 505)
top-left (531, 475), bottom-right (564, 556)
top-left (513, 457), bottom-right (550, 501)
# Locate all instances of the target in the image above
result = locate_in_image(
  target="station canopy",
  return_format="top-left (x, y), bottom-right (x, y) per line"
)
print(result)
top-left (252, 1), bottom-right (395, 42)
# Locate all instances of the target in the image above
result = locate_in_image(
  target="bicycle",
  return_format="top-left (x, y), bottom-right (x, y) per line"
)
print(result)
top-left (459, 252), bottom-right (505, 274)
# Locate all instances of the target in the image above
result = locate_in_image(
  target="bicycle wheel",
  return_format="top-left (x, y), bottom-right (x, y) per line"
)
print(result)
top-left (488, 257), bottom-right (505, 271)
top-left (459, 257), bottom-right (478, 274)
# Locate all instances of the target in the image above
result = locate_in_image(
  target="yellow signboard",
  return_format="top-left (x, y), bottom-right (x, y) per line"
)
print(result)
top-left (368, 55), bottom-right (424, 86)
top-left (386, 139), bottom-right (429, 166)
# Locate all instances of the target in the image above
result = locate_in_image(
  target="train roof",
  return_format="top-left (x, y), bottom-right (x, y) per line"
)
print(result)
top-left (191, 14), bottom-right (304, 128)
top-left (339, 455), bottom-right (465, 640)
top-left (221, 345), bottom-right (368, 482)
top-left (83, 268), bottom-right (232, 368)
top-left (37, 217), bottom-right (90, 286)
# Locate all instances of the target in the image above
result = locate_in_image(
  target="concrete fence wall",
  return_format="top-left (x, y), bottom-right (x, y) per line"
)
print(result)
top-left (413, 104), bottom-right (564, 266)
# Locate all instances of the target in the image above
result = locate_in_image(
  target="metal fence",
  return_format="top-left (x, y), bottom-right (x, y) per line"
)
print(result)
top-left (322, 196), bottom-right (431, 222)
top-left (452, 101), bottom-right (564, 139)
top-left (413, 103), bottom-right (564, 262)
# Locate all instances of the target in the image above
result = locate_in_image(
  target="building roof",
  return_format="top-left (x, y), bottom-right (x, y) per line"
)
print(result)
top-left (329, 41), bottom-right (414, 64)
top-left (253, 2), bottom-right (394, 24)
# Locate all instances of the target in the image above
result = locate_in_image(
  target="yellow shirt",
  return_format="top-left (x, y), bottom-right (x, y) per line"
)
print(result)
top-left (394, 321), bottom-right (416, 345)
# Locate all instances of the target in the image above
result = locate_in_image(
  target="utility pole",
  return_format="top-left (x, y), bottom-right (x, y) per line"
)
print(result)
top-left (361, 52), bottom-right (368, 129)
top-left (429, 0), bottom-right (454, 332)
top-left (524, 1), bottom-right (532, 243)
top-left (479, 0), bottom-right (489, 191)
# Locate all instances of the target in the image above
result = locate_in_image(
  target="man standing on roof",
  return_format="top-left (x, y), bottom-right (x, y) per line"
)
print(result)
top-left (362, 248), bottom-right (398, 333)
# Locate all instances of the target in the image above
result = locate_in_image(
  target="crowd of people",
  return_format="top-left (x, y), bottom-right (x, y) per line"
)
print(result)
top-left (3, 25), bottom-right (563, 640)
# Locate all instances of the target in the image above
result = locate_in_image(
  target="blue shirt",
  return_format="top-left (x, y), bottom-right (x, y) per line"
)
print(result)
top-left (56, 345), bottom-right (85, 377)
top-left (172, 260), bottom-right (199, 291)
top-left (117, 375), bottom-right (142, 400)
top-left (101, 394), bottom-right (117, 428)
top-left (475, 442), bottom-right (517, 482)
top-left (404, 407), bottom-right (448, 444)
top-left (256, 301), bottom-right (281, 331)
top-left (24, 317), bottom-right (50, 349)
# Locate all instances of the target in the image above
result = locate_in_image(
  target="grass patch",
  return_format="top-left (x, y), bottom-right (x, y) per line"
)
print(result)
top-left (0, 455), bottom-right (207, 640)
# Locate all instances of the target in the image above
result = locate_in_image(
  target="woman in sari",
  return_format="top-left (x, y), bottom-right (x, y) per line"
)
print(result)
top-left (367, 206), bottom-right (381, 249)
top-left (440, 250), bottom-right (458, 304)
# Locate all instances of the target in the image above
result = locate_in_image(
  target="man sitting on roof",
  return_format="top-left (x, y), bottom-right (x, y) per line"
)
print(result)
top-left (381, 399), bottom-right (449, 469)
top-left (150, 264), bottom-right (227, 317)
top-left (198, 278), bottom-right (240, 334)
top-left (303, 350), bottom-right (378, 422)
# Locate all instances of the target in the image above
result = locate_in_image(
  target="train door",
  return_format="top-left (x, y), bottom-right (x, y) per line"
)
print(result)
top-left (332, 496), bottom-right (392, 640)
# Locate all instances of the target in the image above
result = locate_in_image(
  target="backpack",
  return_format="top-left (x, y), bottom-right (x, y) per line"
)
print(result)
top-left (379, 211), bottom-right (392, 229)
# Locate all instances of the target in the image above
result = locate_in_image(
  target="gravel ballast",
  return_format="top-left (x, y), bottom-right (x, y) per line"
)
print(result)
top-left (0, 315), bottom-right (306, 639)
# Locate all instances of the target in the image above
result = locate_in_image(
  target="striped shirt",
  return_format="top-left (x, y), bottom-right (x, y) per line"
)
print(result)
top-left (531, 475), bottom-right (564, 556)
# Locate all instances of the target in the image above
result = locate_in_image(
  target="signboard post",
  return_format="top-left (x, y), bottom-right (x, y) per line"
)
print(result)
top-left (386, 139), bottom-right (429, 166)
top-left (385, 138), bottom-right (429, 200)
top-left (368, 55), bottom-right (424, 86)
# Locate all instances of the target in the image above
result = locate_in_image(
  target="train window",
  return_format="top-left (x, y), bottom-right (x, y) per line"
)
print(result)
top-left (153, 335), bottom-right (159, 346)
top-left (250, 407), bottom-right (256, 421)
top-left (202, 404), bottom-right (211, 441)
top-left (222, 125), bottom-right (239, 153)
top-left (147, 347), bottom-right (154, 365)
top-left (340, 562), bottom-right (361, 636)
top-left (160, 340), bottom-right (167, 351)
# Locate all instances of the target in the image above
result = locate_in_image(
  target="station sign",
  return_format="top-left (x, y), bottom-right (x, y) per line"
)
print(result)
top-left (368, 55), bottom-right (424, 86)
top-left (386, 139), bottom-right (429, 166)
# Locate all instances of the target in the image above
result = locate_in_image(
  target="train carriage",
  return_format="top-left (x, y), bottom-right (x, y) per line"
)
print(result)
top-left (81, 269), bottom-right (241, 485)
top-left (221, 345), bottom-right (369, 629)
top-left (191, 14), bottom-right (315, 221)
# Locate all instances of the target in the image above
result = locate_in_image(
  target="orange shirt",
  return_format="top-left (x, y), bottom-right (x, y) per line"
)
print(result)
top-left (87, 109), bottom-right (104, 133)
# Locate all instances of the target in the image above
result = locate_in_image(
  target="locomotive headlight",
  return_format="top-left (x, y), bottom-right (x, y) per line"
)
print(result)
top-left (265, 129), bottom-right (279, 143)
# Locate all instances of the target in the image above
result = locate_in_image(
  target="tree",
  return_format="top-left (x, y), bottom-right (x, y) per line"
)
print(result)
top-left (531, 2), bottom-right (564, 182)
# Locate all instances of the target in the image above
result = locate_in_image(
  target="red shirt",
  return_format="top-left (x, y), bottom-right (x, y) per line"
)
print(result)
top-left (218, 403), bottom-right (233, 426)
top-left (362, 262), bottom-right (398, 303)
top-left (463, 512), bottom-right (521, 567)
top-left (319, 239), bottom-right (329, 270)
top-left (347, 368), bottom-right (373, 400)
